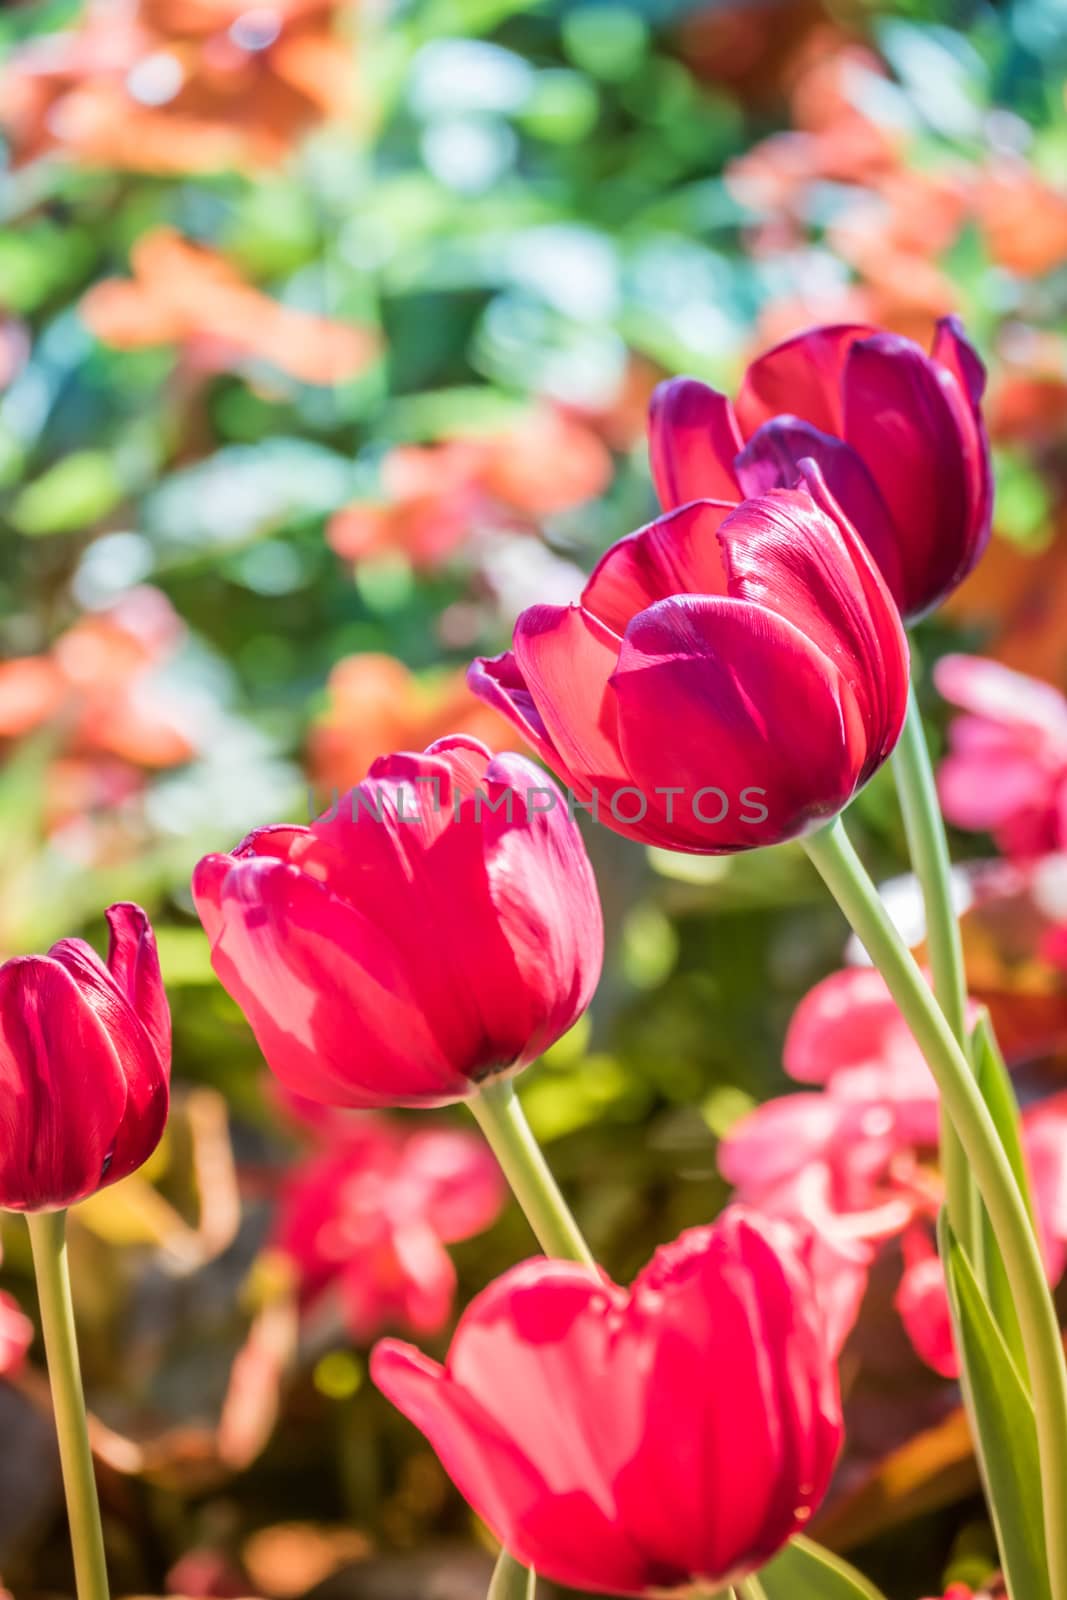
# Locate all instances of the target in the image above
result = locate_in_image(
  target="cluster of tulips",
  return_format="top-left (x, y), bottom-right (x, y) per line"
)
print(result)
top-left (3, 318), bottom-right (1059, 1600)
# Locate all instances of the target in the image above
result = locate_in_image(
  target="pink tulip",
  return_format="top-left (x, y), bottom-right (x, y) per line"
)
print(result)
top-left (271, 1115), bottom-right (505, 1342)
top-left (470, 479), bottom-right (908, 853)
top-left (0, 904), bottom-right (170, 1211)
top-left (0, 1291), bottom-right (33, 1377)
top-left (650, 318), bottom-right (991, 620)
top-left (936, 654), bottom-right (1067, 858)
top-left (721, 966), bottom-right (1067, 1377)
top-left (193, 737), bottom-right (603, 1108)
top-left (372, 1209), bottom-right (842, 1596)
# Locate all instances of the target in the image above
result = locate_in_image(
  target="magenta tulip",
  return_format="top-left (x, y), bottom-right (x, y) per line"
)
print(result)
top-left (192, 737), bottom-right (603, 1109)
top-left (470, 476), bottom-right (909, 853)
top-left (372, 1207), bottom-right (842, 1595)
top-left (650, 318), bottom-right (991, 620)
top-left (0, 904), bottom-right (171, 1212)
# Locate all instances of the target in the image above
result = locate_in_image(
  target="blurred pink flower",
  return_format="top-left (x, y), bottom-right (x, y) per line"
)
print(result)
top-left (271, 1115), bottom-right (506, 1342)
top-left (0, 1291), bottom-right (33, 1378)
top-left (720, 966), bottom-right (1067, 1376)
top-left (936, 654), bottom-right (1067, 859)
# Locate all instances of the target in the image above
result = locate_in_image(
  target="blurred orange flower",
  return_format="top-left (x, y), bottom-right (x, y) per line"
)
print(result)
top-left (308, 653), bottom-right (523, 792)
top-left (328, 408), bottom-right (613, 570)
top-left (727, 39), bottom-right (901, 220)
top-left (944, 521), bottom-right (1067, 686)
top-left (679, 0), bottom-right (835, 107)
top-left (974, 161), bottom-right (1067, 278)
top-left (82, 228), bottom-right (377, 384)
top-left (0, 656), bottom-right (66, 740)
top-left (0, 587), bottom-right (194, 771)
top-left (0, 0), bottom-right (358, 173)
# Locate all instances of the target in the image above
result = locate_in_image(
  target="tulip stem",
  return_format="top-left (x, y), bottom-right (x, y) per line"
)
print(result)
top-left (469, 1080), bottom-right (595, 1267)
top-left (26, 1209), bottom-right (110, 1600)
top-left (803, 816), bottom-right (1067, 1600)
top-left (892, 683), bottom-right (978, 1262)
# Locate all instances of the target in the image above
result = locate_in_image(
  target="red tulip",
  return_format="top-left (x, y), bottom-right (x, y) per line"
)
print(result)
top-left (470, 477), bottom-right (908, 853)
top-left (192, 737), bottom-right (603, 1109)
top-left (371, 1208), bottom-right (842, 1596)
top-left (0, 903), bottom-right (170, 1212)
top-left (650, 318), bottom-right (991, 620)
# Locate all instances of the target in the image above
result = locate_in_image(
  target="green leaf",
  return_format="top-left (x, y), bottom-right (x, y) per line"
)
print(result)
top-left (973, 1011), bottom-right (1036, 1227)
top-left (11, 450), bottom-right (123, 535)
top-left (487, 1549), bottom-right (535, 1599)
top-left (758, 1536), bottom-right (888, 1599)
top-left (940, 1214), bottom-right (1052, 1600)
top-left (972, 1009), bottom-right (1033, 1380)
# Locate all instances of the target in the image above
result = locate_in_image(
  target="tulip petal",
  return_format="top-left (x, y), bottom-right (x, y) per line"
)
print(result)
top-left (648, 378), bottom-right (743, 509)
top-left (403, 1128), bottom-right (506, 1243)
top-left (0, 957), bottom-right (128, 1210)
top-left (511, 604), bottom-right (632, 801)
top-left (467, 651), bottom-right (576, 781)
top-left (719, 1094), bottom-right (844, 1189)
top-left (737, 323), bottom-right (874, 437)
top-left (104, 901), bottom-right (171, 1074)
top-left (44, 922), bottom-right (170, 1188)
top-left (611, 595), bottom-right (863, 851)
top-left (932, 315), bottom-right (992, 564)
top-left (193, 854), bottom-right (469, 1108)
top-left (581, 500), bottom-right (733, 633)
top-left (718, 481), bottom-right (908, 778)
top-left (253, 749), bottom-right (544, 1085)
top-left (476, 751), bottom-right (604, 1066)
top-left (734, 417), bottom-right (904, 601)
top-left (784, 966), bottom-right (919, 1084)
top-left (620, 1214), bottom-right (841, 1579)
top-left (842, 332), bottom-right (974, 617)
top-left (896, 1227), bottom-right (959, 1378)
top-left (372, 1334), bottom-right (656, 1592)
top-left (934, 654), bottom-right (1067, 744)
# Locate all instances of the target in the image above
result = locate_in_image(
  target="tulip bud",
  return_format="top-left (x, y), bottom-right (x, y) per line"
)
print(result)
top-left (0, 904), bottom-right (171, 1212)
top-left (372, 1208), bottom-right (843, 1597)
top-left (192, 737), bottom-right (603, 1109)
top-left (650, 317), bottom-right (992, 621)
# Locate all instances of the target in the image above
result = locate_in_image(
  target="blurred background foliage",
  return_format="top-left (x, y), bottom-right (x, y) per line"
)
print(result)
top-left (2, 0), bottom-right (1067, 1596)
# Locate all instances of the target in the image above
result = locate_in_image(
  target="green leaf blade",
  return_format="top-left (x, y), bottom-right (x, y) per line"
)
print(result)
top-left (757, 1534), bottom-right (889, 1599)
top-left (941, 1214), bottom-right (1051, 1600)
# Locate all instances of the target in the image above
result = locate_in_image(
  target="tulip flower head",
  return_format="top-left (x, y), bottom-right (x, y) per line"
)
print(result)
top-left (193, 737), bottom-right (603, 1109)
top-left (649, 318), bottom-right (991, 620)
top-left (0, 904), bottom-right (171, 1212)
top-left (471, 477), bottom-right (909, 854)
top-left (372, 1208), bottom-right (843, 1596)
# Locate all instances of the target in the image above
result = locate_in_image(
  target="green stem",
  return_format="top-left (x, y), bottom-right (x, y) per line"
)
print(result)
top-left (803, 817), bottom-right (1067, 1600)
top-left (469, 1079), bottom-right (595, 1267)
top-left (892, 683), bottom-right (977, 1260)
top-left (26, 1210), bottom-right (110, 1600)
top-left (471, 1080), bottom-right (594, 1599)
